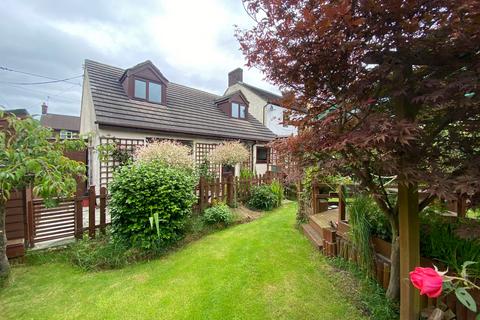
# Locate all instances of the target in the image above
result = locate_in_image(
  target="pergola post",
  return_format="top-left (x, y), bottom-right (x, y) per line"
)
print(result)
top-left (398, 182), bottom-right (420, 319)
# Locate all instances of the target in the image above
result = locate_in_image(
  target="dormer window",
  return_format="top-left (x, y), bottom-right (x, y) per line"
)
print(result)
top-left (232, 102), bottom-right (247, 119)
top-left (149, 82), bottom-right (162, 103)
top-left (134, 78), bottom-right (163, 103)
top-left (120, 60), bottom-right (168, 105)
top-left (134, 79), bottom-right (147, 99)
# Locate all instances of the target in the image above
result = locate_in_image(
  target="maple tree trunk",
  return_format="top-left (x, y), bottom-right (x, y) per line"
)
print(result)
top-left (386, 225), bottom-right (400, 300)
top-left (0, 198), bottom-right (10, 279)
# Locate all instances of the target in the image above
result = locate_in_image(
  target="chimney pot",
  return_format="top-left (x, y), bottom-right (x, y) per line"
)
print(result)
top-left (41, 102), bottom-right (48, 114)
top-left (228, 68), bottom-right (243, 87)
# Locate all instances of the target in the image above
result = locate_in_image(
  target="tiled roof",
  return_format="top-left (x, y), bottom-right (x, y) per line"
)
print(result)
top-left (84, 60), bottom-right (276, 142)
top-left (239, 82), bottom-right (283, 104)
top-left (40, 113), bottom-right (80, 131)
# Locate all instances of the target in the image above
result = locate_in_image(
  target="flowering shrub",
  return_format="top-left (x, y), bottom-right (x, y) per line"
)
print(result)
top-left (134, 140), bottom-right (195, 172)
top-left (410, 263), bottom-right (479, 313)
top-left (209, 141), bottom-right (249, 166)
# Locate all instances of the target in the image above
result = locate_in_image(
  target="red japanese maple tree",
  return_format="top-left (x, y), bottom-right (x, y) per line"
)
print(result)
top-left (237, 0), bottom-right (480, 302)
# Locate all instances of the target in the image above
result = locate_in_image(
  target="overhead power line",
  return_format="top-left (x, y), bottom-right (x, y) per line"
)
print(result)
top-left (0, 66), bottom-right (82, 86)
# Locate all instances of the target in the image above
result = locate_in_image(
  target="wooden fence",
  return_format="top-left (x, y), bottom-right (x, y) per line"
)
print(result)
top-left (195, 172), bottom-right (282, 212)
top-left (15, 172), bottom-right (280, 252)
top-left (26, 186), bottom-right (109, 247)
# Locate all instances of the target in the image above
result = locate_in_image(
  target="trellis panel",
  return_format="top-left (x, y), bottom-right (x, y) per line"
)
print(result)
top-left (195, 143), bottom-right (221, 176)
top-left (99, 137), bottom-right (145, 188)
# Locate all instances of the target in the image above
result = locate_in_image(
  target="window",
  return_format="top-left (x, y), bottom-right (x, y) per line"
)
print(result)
top-left (60, 130), bottom-right (74, 139)
top-left (134, 79), bottom-right (163, 103)
top-left (231, 103), bottom-right (239, 118)
top-left (256, 147), bottom-right (269, 163)
top-left (239, 105), bottom-right (246, 119)
top-left (231, 102), bottom-right (246, 119)
top-left (149, 82), bottom-right (162, 103)
top-left (134, 79), bottom-right (147, 99)
top-left (282, 111), bottom-right (288, 127)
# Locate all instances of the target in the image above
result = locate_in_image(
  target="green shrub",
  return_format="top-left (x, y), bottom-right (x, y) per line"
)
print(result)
top-left (348, 196), bottom-right (375, 277)
top-left (109, 161), bottom-right (197, 249)
top-left (248, 185), bottom-right (278, 211)
top-left (270, 180), bottom-right (284, 207)
top-left (202, 203), bottom-right (234, 225)
top-left (420, 214), bottom-right (480, 279)
top-left (240, 168), bottom-right (254, 179)
top-left (362, 198), bottom-right (392, 242)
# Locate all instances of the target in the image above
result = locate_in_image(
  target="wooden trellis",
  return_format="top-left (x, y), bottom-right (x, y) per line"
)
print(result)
top-left (195, 143), bottom-right (221, 176)
top-left (99, 137), bottom-right (145, 188)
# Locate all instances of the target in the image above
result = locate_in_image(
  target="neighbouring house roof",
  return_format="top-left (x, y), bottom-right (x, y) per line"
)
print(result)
top-left (238, 82), bottom-right (283, 104)
top-left (84, 59), bottom-right (276, 142)
top-left (40, 113), bottom-right (80, 132)
top-left (5, 109), bottom-right (30, 117)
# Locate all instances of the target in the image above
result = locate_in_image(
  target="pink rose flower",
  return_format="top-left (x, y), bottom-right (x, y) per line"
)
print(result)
top-left (409, 267), bottom-right (443, 298)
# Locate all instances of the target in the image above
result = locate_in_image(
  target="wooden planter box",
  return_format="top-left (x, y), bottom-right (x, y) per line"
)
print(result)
top-left (337, 220), bottom-right (350, 238)
top-left (322, 227), bottom-right (336, 243)
top-left (371, 237), bottom-right (391, 259)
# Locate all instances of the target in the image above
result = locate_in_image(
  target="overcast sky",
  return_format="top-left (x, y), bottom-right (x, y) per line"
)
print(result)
top-left (0, 0), bottom-right (278, 117)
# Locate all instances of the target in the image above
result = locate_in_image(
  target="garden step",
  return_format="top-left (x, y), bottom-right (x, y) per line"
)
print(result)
top-left (308, 215), bottom-right (324, 235)
top-left (302, 224), bottom-right (323, 250)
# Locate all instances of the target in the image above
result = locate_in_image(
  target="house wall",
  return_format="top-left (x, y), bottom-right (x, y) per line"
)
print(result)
top-left (225, 84), bottom-right (297, 137)
top-left (253, 143), bottom-right (268, 175)
top-left (87, 126), bottom-right (265, 188)
top-left (79, 70), bottom-right (99, 187)
top-left (264, 104), bottom-right (298, 137)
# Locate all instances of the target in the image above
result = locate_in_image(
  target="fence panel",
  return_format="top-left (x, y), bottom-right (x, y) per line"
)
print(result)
top-left (27, 186), bottom-right (109, 246)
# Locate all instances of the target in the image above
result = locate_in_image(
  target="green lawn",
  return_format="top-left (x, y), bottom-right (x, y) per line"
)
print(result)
top-left (0, 203), bottom-right (365, 320)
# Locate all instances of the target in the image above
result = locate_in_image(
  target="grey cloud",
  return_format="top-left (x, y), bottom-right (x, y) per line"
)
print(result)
top-left (0, 0), bottom-right (277, 117)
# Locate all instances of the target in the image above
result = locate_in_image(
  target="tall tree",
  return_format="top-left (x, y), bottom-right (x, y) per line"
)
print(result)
top-left (0, 111), bottom-right (86, 277)
top-left (236, 0), bottom-right (480, 307)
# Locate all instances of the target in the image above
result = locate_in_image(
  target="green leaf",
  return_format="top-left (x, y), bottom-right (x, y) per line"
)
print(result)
top-left (455, 287), bottom-right (477, 313)
top-left (149, 217), bottom-right (154, 229)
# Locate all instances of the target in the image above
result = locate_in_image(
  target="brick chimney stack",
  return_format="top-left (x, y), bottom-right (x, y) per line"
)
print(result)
top-left (228, 68), bottom-right (243, 87)
top-left (41, 102), bottom-right (48, 115)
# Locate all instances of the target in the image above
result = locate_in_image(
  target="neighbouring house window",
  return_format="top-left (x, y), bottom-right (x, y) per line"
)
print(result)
top-left (256, 147), bottom-right (269, 163)
top-left (134, 79), bottom-right (147, 99)
top-left (149, 82), bottom-right (162, 103)
top-left (231, 103), bottom-right (246, 119)
top-left (282, 110), bottom-right (288, 127)
top-left (59, 130), bottom-right (74, 139)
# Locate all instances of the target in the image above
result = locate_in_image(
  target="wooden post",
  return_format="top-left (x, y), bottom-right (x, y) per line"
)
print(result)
top-left (383, 263), bottom-right (390, 290)
top-left (88, 186), bottom-right (96, 239)
top-left (456, 194), bottom-right (467, 218)
top-left (226, 175), bottom-right (234, 207)
top-left (99, 187), bottom-right (106, 234)
top-left (74, 193), bottom-right (83, 239)
top-left (399, 182), bottom-right (420, 320)
top-left (338, 185), bottom-right (346, 221)
top-left (215, 178), bottom-right (220, 202)
top-left (26, 189), bottom-right (35, 248)
top-left (199, 177), bottom-right (205, 212)
top-left (312, 183), bottom-right (318, 215)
